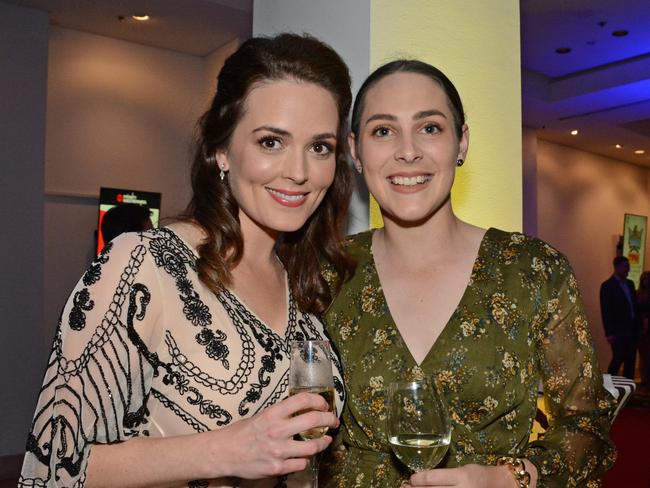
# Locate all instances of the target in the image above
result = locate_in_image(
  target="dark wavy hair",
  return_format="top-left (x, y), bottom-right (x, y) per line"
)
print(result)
top-left (184, 33), bottom-right (355, 314)
top-left (350, 59), bottom-right (466, 140)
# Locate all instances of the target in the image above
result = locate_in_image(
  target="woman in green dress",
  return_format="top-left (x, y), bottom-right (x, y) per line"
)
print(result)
top-left (321, 60), bottom-right (616, 487)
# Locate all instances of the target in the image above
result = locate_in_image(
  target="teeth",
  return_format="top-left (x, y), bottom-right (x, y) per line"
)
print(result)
top-left (389, 175), bottom-right (430, 186)
top-left (267, 188), bottom-right (307, 201)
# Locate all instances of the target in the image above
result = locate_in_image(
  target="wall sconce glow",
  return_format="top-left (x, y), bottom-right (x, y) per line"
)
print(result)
top-left (132, 14), bottom-right (150, 21)
top-left (570, 129), bottom-right (578, 135)
top-left (634, 149), bottom-right (646, 155)
top-left (615, 144), bottom-right (622, 149)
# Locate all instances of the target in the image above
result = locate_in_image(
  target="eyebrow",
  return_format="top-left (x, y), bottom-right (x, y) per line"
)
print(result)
top-left (364, 109), bottom-right (448, 126)
top-left (252, 126), bottom-right (336, 141)
top-left (312, 132), bottom-right (337, 141)
top-left (414, 109), bottom-right (447, 120)
top-left (253, 125), bottom-right (291, 137)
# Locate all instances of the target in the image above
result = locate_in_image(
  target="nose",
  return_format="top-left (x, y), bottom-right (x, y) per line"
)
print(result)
top-left (282, 149), bottom-right (308, 184)
top-left (394, 134), bottom-right (422, 164)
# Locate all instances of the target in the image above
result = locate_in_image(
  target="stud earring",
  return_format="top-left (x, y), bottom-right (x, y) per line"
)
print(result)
top-left (355, 164), bottom-right (363, 174)
top-left (456, 158), bottom-right (465, 167)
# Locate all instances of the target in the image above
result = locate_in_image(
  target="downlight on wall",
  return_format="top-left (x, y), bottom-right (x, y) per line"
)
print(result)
top-left (132, 15), bottom-right (150, 21)
top-left (570, 130), bottom-right (578, 136)
top-left (634, 149), bottom-right (646, 155)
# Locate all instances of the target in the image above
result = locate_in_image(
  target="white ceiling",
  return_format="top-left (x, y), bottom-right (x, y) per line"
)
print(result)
top-left (4, 0), bottom-right (650, 167)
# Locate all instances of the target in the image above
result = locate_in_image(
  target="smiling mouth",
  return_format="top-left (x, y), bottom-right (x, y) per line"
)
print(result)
top-left (387, 175), bottom-right (432, 186)
top-left (266, 188), bottom-right (308, 203)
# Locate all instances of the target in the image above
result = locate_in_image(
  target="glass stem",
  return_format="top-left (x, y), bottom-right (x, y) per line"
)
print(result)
top-left (311, 453), bottom-right (321, 488)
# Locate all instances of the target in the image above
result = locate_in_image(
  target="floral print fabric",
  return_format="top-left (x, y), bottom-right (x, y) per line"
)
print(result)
top-left (321, 228), bottom-right (615, 488)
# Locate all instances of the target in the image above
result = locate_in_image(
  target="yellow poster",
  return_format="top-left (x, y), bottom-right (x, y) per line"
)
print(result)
top-left (623, 213), bottom-right (647, 288)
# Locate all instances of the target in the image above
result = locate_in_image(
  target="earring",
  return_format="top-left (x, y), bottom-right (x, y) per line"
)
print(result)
top-left (219, 163), bottom-right (226, 181)
top-left (355, 164), bottom-right (363, 174)
top-left (456, 158), bottom-right (465, 167)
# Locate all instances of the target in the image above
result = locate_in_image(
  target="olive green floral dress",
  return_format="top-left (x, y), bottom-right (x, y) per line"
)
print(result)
top-left (321, 228), bottom-right (616, 488)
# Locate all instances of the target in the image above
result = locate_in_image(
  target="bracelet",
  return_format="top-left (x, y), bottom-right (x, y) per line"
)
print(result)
top-left (496, 456), bottom-right (531, 488)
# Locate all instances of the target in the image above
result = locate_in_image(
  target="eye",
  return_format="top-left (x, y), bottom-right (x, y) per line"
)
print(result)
top-left (258, 136), bottom-right (283, 150)
top-left (421, 123), bottom-right (441, 135)
top-left (371, 126), bottom-right (393, 137)
top-left (310, 141), bottom-right (334, 156)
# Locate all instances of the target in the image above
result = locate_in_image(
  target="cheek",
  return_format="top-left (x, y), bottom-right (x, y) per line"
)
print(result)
top-left (230, 153), bottom-right (276, 185)
top-left (312, 161), bottom-right (337, 190)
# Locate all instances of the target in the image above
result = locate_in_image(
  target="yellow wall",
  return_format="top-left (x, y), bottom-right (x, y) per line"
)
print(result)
top-left (369, 0), bottom-right (522, 231)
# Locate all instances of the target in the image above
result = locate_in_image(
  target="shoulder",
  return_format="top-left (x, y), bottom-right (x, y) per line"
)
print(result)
top-left (485, 228), bottom-right (570, 269)
top-left (343, 230), bottom-right (373, 261)
top-left (320, 230), bottom-right (372, 303)
top-left (600, 276), bottom-right (616, 290)
top-left (103, 226), bottom-right (198, 272)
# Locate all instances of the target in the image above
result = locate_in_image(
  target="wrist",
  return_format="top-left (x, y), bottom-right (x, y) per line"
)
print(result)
top-left (496, 456), bottom-right (531, 488)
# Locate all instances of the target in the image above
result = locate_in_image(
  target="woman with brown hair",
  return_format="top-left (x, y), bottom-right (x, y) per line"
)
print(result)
top-left (321, 60), bottom-right (615, 487)
top-left (20, 33), bottom-right (354, 488)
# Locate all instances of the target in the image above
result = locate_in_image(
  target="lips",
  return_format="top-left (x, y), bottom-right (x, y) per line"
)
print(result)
top-left (387, 174), bottom-right (432, 186)
top-left (266, 187), bottom-right (308, 207)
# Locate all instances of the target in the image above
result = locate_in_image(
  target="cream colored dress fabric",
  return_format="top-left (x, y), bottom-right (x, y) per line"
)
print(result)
top-left (20, 223), bottom-right (344, 488)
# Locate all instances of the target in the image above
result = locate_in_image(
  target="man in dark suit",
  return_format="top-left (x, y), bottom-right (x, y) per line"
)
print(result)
top-left (600, 256), bottom-right (640, 379)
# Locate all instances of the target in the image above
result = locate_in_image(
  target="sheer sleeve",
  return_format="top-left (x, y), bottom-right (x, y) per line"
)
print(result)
top-left (525, 256), bottom-right (617, 487)
top-left (19, 233), bottom-right (164, 487)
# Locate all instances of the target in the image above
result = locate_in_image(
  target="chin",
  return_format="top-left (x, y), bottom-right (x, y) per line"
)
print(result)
top-left (382, 206), bottom-right (437, 227)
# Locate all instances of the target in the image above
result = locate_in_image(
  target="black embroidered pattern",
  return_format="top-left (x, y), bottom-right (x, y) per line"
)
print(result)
top-left (20, 228), bottom-right (344, 488)
top-left (68, 288), bottom-right (94, 331)
top-left (183, 293), bottom-right (212, 327)
top-left (150, 231), bottom-right (229, 366)
top-left (196, 329), bottom-right (230, 368)
top-left (82, 263), bottom-right (102, 286)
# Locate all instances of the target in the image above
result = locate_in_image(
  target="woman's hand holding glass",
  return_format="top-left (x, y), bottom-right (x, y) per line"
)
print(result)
top-left (209, 391), bottom-right (338, 481)
top-left (407, 462), bottom-right (537, 487)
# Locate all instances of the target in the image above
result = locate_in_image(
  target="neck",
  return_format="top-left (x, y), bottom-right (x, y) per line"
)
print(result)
top-left (377, 202), bottom-right (466, 266)
top-left (236, 212), bottom-right (280, 271)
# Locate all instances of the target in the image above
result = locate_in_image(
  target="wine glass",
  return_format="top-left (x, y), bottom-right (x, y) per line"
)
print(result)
top-left (387, 377), bottom-right (452, 473)
top-left (289, 340), bottom-right (335, 488)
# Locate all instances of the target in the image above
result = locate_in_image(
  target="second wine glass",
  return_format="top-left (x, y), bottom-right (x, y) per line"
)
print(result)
top-left (387, 377), bottom-right (452, 473)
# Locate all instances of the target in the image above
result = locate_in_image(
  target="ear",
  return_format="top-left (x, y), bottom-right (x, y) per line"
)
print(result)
top-left (215, 148), bottom-right (230, 171)
top-left (348, 132), bottom-right (362, 174)
top-left (458, 124), bottom-right (469, 161)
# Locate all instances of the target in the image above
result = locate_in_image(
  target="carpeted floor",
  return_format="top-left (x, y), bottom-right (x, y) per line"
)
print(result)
top-left (603, 386), bottom-right (650, 488)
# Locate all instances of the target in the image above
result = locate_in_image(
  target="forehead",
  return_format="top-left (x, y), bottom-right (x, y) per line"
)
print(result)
top-left (240, 79), bottom-right (339, 128)
top-left (362, 72), bottom-right (452, 118)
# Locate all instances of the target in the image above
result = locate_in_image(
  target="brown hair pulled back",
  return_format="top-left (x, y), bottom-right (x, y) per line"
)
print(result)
top-left (185, 33), bottom-right (355, 314)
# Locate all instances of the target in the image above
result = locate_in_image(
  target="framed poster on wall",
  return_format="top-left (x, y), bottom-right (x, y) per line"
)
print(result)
top-left (96, 187), bottom-right (162, 254)
top-left (623, 213), bottom-right (647, 288)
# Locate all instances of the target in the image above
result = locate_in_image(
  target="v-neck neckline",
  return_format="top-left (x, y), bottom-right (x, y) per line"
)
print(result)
top-left (222, 275), bottom-right (293, 342)
top-left (367, 227), bottom-right (494, 368)
top-left (162, 225), bottom-right (294, 342)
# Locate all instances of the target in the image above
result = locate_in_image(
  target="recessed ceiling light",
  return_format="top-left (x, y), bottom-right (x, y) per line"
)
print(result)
top-left (612, 30), bottom-right (629, 37)
top-left (555, 47), bottom-right (571, 54)
top-left (634, 149), bottom-right (646, 155)
top-left (570, 129), bottom-right (578, 136)
top-left (615, 144), bottom-right (623, 149)
top-left (132, 14), bottom-right (150, 21)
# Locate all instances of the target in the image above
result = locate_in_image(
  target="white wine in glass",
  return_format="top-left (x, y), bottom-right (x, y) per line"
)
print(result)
top-left (288, 385), bottom-right (336, 440)
top-left (289, 340), bottom-right (335, 487)
top-left (387, 378), bottom-right (452, 472)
